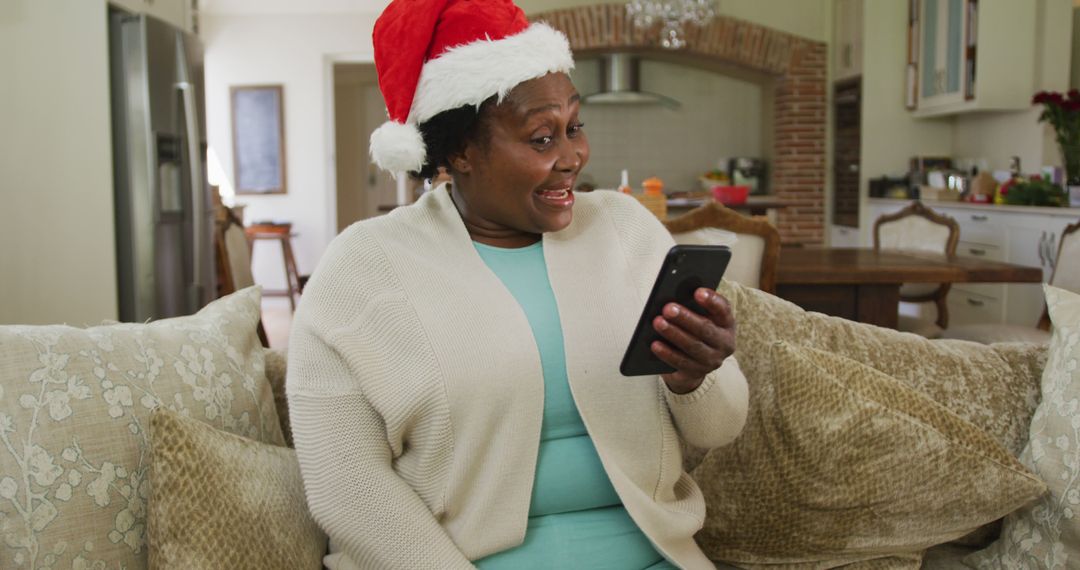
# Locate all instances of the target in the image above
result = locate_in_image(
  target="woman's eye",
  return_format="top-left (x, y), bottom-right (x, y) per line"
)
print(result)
top-left (569, 122), bottom-right (585, 135)
top-left (532, 135), bottom-right (553, 146)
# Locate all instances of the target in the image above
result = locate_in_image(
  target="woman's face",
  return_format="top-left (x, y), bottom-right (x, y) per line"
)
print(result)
top-left (450, 72), bottom-right (589, 247)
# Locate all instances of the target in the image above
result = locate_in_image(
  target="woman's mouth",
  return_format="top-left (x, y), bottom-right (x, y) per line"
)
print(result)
top-left (536, 186), bottom-right (575, 208)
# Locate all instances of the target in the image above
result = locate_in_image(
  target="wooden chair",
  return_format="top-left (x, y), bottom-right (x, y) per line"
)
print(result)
top-left (215, 205), bottom-right (270, 348)
top-left (944, 220), bottom-right (1080, 344)
top-left (663, 201), bottom-right (781, 294)
top-left (873, 201), bottom-right (960, 337)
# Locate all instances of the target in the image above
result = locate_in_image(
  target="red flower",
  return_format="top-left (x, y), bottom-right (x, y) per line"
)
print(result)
top-left (1034, 91), bottom-right (1051, 104)
top-left (1069, 89), bottom-right (1080, 101)
top-left (1049, 92), bottom-right (1066, 105)
top-left (1065, 99), bottom-right (1080, 112)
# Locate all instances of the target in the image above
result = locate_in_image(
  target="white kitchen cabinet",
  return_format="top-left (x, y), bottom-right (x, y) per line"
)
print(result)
top-left (867, 199), bottom-right (1080, 326)
top-left (916, 0), bottom-right (966, 110)
top-left (910, 0), bottom-right (1040, 117)
top-left (834, 0), bottom-right (863, 80)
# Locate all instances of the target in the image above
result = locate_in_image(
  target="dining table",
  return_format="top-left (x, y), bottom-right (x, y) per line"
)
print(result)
top-left (775, 247), bottom-right (1044, 328)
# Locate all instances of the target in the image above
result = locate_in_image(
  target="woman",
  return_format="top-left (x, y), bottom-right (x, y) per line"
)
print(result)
top-left (287, 0), bottom-right (749, 568)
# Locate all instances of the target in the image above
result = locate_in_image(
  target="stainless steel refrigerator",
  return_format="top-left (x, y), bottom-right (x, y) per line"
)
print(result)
top-left (109, 10), bottom-right (214, 322)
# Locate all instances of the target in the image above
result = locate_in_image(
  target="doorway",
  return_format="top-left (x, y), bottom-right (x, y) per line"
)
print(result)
top-left (332, 63), bottom-right (397, 232)
top-left (832, 78), bottom-right (861, 230)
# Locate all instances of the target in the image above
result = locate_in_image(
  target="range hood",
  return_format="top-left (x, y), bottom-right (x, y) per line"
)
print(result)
top-left (582, 53), bottom-right (681, 109)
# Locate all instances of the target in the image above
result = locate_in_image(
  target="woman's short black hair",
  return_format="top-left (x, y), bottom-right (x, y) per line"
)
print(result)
top-left (412, 96), bottom-right (496, 180)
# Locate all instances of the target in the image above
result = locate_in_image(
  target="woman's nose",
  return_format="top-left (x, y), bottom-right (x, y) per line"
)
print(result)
top-left (554, 138), bottom-right (583, 172)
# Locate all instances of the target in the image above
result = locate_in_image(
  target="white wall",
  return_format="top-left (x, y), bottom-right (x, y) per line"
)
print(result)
top-left (0, 0), bottom-right (118, 325)
top-left (571, 59), bottom-right (765, 191)
top-left (202, 12), bottom-right (378, 290)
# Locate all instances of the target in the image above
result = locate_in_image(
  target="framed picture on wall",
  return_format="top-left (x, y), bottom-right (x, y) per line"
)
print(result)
top-left (231, 84), bottom-right (287, 194)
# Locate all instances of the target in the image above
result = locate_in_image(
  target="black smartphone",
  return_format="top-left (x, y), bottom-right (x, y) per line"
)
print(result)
top-left (619, 245), bottom-right (732, 377)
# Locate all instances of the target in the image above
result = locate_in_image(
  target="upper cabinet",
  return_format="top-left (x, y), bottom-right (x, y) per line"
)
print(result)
top-left (834, 0), bottom-right (864, 81)
top-left (907, 0), bottom-right (1037, 117)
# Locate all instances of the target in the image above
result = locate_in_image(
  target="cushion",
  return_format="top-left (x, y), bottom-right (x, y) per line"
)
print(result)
top-left (695, 342), bottom-right (1046, 568)
top-left (967, 284), bottom-right (1080, 568)
top-left (716, 281), bottom-right (1046, 458)
top-left (147, 407), bottom-right (326, 569)
top-left (0, 287), bottom-right (283, 570)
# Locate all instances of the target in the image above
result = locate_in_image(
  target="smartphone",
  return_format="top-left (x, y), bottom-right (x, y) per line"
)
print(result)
top-left (619, 245), bottom-right (732, 377)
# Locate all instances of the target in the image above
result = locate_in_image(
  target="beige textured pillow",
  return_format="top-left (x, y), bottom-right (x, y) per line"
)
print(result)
top-left (717, 280), bottom-right (1046, 458)
top-left (696, 342), bottom-right (1046, 568)
top-left (147, 407), bottom-right (326, 569)
top-left (0, 287), bottom-right (283, 570)
top-left (967, 284), bottom-right (1080, 568)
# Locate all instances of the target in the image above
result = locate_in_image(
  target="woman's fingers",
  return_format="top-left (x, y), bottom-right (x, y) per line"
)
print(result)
top-left (652, 289), bottom-right (738, 394)
top-left (654, 293), bottom-right (735, 351)
top-left (650, 339), bottom-right (711, 377)
top-left (695, 288), bottom-right (735, 330)
top-left (652, 314), bottom-right (719, 365)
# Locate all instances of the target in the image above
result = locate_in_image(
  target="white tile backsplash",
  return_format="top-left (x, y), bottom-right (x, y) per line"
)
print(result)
top-left (571, 58), bottom-right (765, 193)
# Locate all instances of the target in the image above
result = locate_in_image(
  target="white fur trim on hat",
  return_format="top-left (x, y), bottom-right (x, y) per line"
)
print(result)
top-left (408, 23), bottom-right (574, 124)
top-left (369, 120), bottom-right (426, 175)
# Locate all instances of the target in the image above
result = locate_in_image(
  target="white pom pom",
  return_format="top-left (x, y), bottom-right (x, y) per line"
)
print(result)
top-left (369, 120), bottom-right (426, 175)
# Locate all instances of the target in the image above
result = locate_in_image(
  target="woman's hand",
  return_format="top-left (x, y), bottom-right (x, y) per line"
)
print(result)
top-left (650, 288), bottom-right (736, 394)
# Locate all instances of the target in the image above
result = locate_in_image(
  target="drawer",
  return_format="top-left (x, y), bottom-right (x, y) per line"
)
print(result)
top-left (947, 288), bottom-right (1004, 326)
top-left (954, 211), bottom-right (1002, 247)
top-left (955, 241), bottom-right (1003, 261)
top-left (952, 282), bottom-right (1005, 301)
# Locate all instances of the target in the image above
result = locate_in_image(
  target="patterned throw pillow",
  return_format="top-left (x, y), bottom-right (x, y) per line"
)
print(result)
top-left (147, 407), bottom-right (325, 569)
top-left (716, 281), bottom-right (1046, 458)
top-left (967, 284), bottom-right (1080, 568)
top-left (696, 342), bottom-right (1046, 568)
top-left (0, 287), bottom-right (283, 570)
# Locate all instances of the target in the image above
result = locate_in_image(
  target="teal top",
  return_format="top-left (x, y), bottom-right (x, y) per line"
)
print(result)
top-left (471, 241), bottom-right (673, 570)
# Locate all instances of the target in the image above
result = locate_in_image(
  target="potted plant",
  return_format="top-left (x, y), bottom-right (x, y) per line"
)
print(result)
top-left (1033, 90), bottom-right (1080, 206)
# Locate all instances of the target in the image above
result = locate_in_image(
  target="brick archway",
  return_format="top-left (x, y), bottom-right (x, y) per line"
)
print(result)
top-left (533, 4), bottom-right (826, 245)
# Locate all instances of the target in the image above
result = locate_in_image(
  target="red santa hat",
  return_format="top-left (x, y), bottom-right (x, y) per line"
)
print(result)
top-left (369, 0), bottom-right (574, 174)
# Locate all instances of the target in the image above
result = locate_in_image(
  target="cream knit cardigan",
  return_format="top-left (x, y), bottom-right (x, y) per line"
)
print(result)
top-left (286, 186), bottom-right (749, 570)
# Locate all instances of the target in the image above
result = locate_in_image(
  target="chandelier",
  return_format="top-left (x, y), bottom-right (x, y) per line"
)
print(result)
top-left (626, 0), bottom-right (719, 50)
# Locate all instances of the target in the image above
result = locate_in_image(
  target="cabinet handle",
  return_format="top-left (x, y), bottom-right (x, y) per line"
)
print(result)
top-left (970, 214), bottom-right (989, 222)
top-left (1047, 232), bottom-right (1057, 271)
top-left (1038, 231), bottom-right (1047, 267)
top-left (968, 248), bottom-right (986, 256)
top-left (966, 298), bottom-right (985, 307)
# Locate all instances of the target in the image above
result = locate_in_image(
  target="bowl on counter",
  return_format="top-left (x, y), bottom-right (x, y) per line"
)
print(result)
top-left (711, 185), bottom-right (750, 206)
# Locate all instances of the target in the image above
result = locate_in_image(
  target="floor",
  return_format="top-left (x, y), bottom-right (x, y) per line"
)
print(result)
top-left (261, 296), bottom-right (293, 350)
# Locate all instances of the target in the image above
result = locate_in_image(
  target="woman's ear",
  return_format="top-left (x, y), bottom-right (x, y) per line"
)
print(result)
top-left (448, 150), bottom-right (472, 174)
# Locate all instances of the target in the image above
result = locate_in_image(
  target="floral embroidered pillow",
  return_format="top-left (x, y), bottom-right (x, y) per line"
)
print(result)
top-left (968, 284), bottom-right (1080, 568)
top-left (0, 287), bottom-right (284, 570)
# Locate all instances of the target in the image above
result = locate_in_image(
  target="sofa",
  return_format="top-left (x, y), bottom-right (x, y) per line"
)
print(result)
top-left (1, 282), bottom-right (1078, 569)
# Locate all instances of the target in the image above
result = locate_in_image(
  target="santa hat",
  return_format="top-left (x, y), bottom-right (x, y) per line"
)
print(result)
top-left (369, 0), bottom-right (574, 174)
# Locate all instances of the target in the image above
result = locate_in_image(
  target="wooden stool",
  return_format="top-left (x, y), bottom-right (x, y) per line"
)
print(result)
top-left (245, 223), bottom-right (302, 311)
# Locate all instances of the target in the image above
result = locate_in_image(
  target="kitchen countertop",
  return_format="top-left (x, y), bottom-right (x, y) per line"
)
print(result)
top-left (868, 197), bottom-right (1080, 217)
